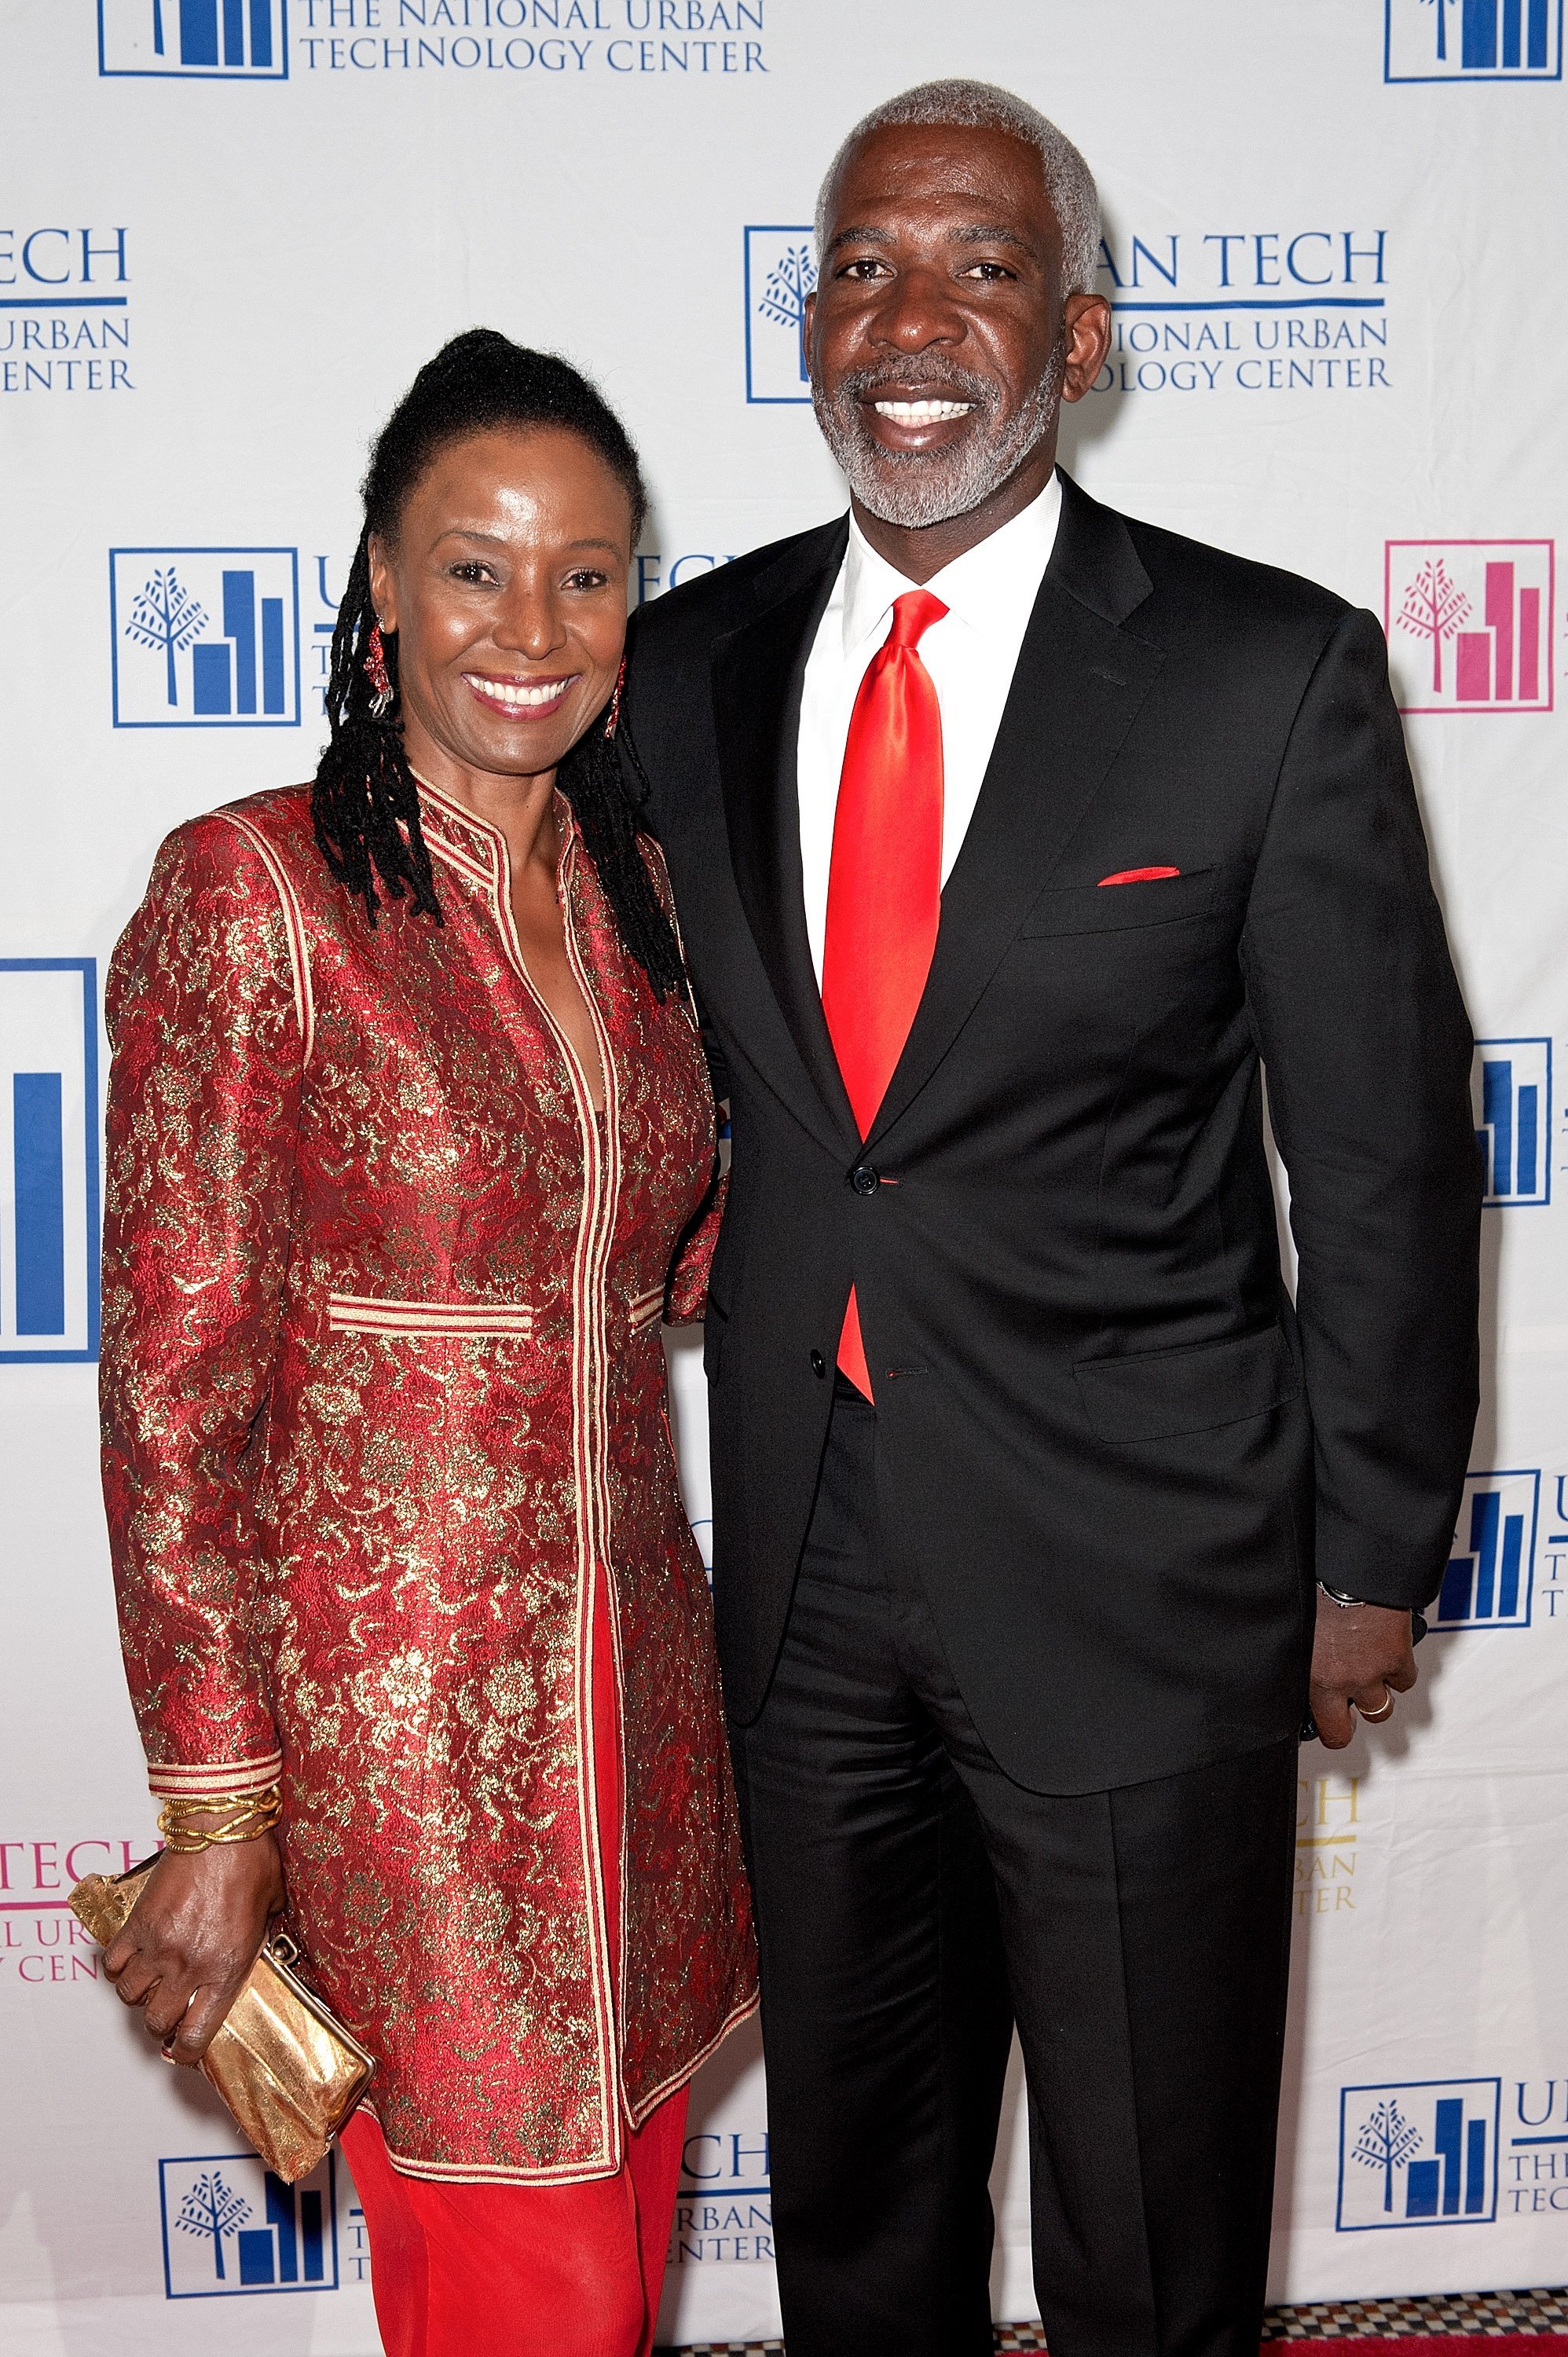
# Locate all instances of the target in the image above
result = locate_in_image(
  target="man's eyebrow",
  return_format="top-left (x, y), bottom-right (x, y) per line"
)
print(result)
top-left (823, 223), bottom-right (895, 259)
top-left (948, 223), bottom-right (1038, 254)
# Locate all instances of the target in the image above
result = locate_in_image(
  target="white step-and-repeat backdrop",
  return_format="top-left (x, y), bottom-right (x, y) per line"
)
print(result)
top-left (2, 1), bottom-right (1564, 2346)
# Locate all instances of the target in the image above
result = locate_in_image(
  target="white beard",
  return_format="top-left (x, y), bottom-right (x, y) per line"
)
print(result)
top-left (813, 344), bottom-right (1064, 530)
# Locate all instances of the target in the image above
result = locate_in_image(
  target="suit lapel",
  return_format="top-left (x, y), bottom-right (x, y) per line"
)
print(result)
top-left (710, 519), bottom-right (856, 1139)
top-left (866, 476), bottom-right (1166, 1146)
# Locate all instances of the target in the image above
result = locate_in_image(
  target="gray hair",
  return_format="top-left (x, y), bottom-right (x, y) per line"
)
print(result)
top-left (814, 78), bottom-right (1101, 299)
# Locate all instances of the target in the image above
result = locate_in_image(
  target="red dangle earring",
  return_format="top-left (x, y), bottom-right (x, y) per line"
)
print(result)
top-left (604, 658), bottom-right (626, 740)
top-left (364, 622), bottom-right (394, 720)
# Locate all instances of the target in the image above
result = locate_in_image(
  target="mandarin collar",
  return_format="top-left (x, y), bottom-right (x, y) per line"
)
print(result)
top-left (410, 768), bottom-right (579, 883)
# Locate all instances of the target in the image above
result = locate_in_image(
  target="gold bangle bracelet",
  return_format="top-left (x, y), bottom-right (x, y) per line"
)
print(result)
top-left (156, 1786), bottom-right (282, 1853)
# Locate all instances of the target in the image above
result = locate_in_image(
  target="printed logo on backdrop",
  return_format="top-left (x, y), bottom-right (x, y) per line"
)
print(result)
top-left (749, 219), bottom-right (1394, 401)
top-left (1385, 0), bottom-right (1562, 80)
top-left (310, 548), bottom-right (739, 717)
top-left (1434, 1472), bottom-right (1539, 1630)
top-left (100, 0), bottom-right (288, 77)
top-left (1093, 228), bottom-right (1390, 398)
top-left (634, 551), bottom-right (737, 602)
top-left (229, 2), bottom-right (771, 80)
top-left (160, 2154), bottom-right (337, 2296)
top-left (745, 227), bottom-right (815, 402)
top-left (1387, 541), bottom-right (1555, 713)
top-left (0, 1838), bottom-right (141, 1981)
top-left (2, 227), bottom-right (133, 398)
top-left (1296, 1773), bottom-right (1361, 1918)
top-left (1511, 2080), bottom-right (1568, 2212)
top-left (1474, 1039), bottom-right (1551, 1206)
top-left (110, 549), bottom-right (301, 727)
top-left (0, 962), bottom-right (98, 1363)
top-left (1539, 1480), bottom-right (1568, 1623)
top-left (312, 544), bottom-right (736, 704)
top-left (672, 2129), bottom-right (771, 2264)
top-left (1338, 2080), bottom-right (1500, 2229)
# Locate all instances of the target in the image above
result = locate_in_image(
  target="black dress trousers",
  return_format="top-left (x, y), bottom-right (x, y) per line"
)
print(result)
top-left (730, 1391), bottom-right (1299, 2357)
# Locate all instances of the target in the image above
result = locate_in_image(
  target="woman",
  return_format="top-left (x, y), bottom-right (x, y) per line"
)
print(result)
top-left (98, 329), bottom-right (756, 2357)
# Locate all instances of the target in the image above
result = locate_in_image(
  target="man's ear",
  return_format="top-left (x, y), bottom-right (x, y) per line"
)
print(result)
top-left (801, 288), bottom-right (816, 384)
top-left (1061, 293), bottom-right (1112, 405)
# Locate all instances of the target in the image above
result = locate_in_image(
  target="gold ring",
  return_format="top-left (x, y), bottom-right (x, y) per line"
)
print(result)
top-left (1358, 1688), bottom-right (1396, 1722)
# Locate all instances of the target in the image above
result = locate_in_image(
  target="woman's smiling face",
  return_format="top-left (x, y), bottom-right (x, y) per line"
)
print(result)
top-left (368, 423), bottom-right (633, 786)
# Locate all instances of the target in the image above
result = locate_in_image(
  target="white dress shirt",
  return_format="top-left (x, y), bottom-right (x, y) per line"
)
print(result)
top-left (796, 472), bottom-right (1062, 983)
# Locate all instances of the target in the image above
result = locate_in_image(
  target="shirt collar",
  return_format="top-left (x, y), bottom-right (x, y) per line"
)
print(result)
top-left (840, 469), bottom-right (1063, 659)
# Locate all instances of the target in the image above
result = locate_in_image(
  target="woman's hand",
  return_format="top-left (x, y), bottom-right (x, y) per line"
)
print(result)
top-left (103, 1834), bottom-right (284, 2066)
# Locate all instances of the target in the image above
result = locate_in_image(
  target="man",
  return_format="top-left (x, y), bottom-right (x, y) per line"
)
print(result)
top-left (627, 79), bottom-right (1480, 2357)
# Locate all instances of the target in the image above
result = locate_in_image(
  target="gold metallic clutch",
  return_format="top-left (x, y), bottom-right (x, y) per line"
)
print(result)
top-left (70, 1856), bottom-right (375, 2184)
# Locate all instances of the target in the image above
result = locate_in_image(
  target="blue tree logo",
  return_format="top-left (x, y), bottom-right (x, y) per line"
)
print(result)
top-left (174, 2169), bottom-right (253, 2281)
top-left (124, 567), bottom-right (208, 707)
top-left (757, 242), bottom-right (817, 384)
top-left (1351, 2099), bottom-right (1424, 2212)
top-left (1420, 0), bottom-right (1458, 57)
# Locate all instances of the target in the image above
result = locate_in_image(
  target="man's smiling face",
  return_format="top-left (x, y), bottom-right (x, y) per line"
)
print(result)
top-left (806, 120), bottom-right (1070, 531)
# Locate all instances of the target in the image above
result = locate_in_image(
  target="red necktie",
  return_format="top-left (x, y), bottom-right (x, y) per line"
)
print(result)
top-left (821, 588), bottom-right (947, 1399)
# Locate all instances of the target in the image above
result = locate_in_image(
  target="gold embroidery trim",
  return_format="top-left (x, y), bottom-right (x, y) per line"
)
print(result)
top-left (218, 810), bottom-right (316, 1068)
top-left (147, 1750), bottom-right (284, 1801)
top-left (326, 1292), bottom-right (534, 1340)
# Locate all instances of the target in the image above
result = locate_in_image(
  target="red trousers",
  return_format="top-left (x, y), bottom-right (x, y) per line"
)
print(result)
top-left (340, 2095), bottom-right (687, 2357)
top-left (339, 1570), bottom-right (689, 2357)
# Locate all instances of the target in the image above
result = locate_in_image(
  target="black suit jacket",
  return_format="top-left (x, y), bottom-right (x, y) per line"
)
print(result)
top-left (627, 471), bottom-right (1482, 1794)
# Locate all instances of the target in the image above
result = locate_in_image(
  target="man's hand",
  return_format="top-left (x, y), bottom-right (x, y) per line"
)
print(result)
top-left (1308, 1591), bottom-right (1418, 1749)
top-left (103, 1835), bottom-right (284, 2066)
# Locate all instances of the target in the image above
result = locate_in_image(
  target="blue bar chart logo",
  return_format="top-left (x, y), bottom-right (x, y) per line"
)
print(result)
top-left (0, 962), bottom-right (99, 1364)
top-left (1473, 1038), bottom-right (1552, 1205)
top-left (1386, 0), bottom-right (1562, 77)
top-left (110, 548), bottom-right (300, 728)
top-left (159, 2153), bottom-right (338, 2297)
top-left (1338, 2080), bottom-right (1500, 2228)
top-left (100, 0), bottom-right (288, 78)
top-left (1434, 1471), bottom-right (1538, 1630)
top-left (745, 227), bottom-right (817, 403)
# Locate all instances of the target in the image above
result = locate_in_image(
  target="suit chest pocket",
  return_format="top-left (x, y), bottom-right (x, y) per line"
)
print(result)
top-left (1018, 867), bottom-right (1218, 939)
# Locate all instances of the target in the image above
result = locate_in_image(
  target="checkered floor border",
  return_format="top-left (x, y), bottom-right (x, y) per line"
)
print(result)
top-left (1258, 2288), bottom-right (1568, 2339)
top-left (661, 2286), bottom-right (1568, 2353)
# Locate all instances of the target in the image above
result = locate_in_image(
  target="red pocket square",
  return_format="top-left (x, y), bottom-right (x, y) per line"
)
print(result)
top-left (1097, 866), bottom-right (1181, 887)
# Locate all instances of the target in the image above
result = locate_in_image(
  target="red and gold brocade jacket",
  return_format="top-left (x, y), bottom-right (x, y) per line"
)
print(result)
top-left (101, 779), bottom-right (756, 2183)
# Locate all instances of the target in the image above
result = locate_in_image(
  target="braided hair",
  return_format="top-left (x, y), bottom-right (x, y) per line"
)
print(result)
top-left (313, 328), bottom-right (683, 999)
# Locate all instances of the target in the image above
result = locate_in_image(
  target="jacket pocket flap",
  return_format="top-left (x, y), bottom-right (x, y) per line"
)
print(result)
top-left (1074, 1325), bottom-right (1299, 1442)
top-left (1019, 867), bottom-right (1216, 937)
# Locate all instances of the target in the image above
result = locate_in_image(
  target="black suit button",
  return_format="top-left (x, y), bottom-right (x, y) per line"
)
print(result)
top-left (810, 1350), bottom-right (826, 1378)
top-left (849, 1164), bottom-right (879, 1197)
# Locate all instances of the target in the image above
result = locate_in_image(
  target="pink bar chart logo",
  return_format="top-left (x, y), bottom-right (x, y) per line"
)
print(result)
top-left (1386, 540), bottom-right (1555, 714)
